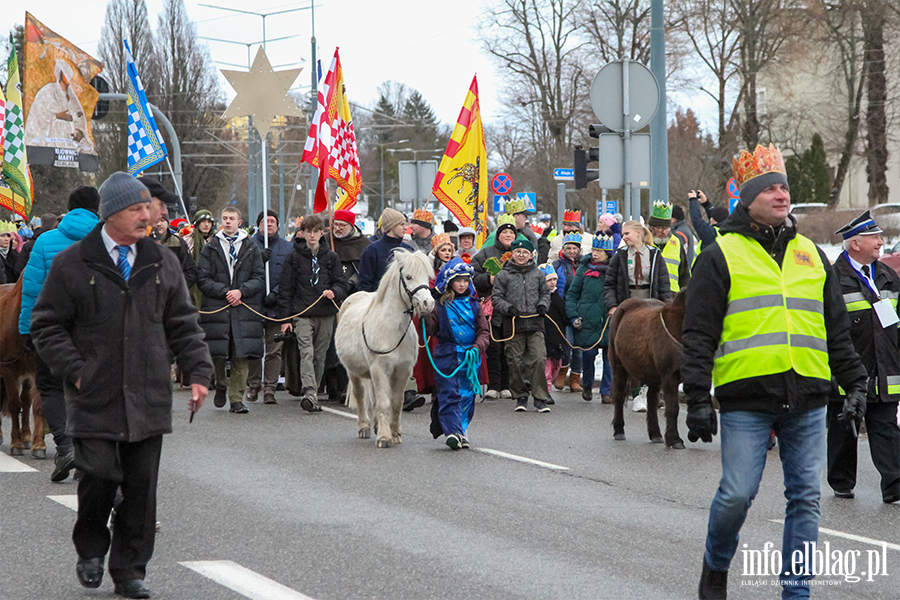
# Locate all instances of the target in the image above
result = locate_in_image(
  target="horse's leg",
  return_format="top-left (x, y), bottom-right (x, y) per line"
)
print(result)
top-left (29, 381), bottom-right (46, 458)
top-left (20, 378), bottom-right (33, 450)
top-left (610, 353), bottom-right (628, 441)
top-left (371, 367), bottom-right (394, 448)
top-left (663, 375), bottom-right (684, 449)
top-left (4, 376), bottom-right (24, 456)
top-left (351, 375), bottom-right (371, 439)
top-left (388, 367), bottom-right (408, 445)
top-left (646, 385), bottom-right (663, 443)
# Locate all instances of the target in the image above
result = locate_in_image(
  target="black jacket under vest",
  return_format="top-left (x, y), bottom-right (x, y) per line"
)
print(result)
top-left (833, 252), bottom-right (900, 403)
top-left (681, 204), bottom-right (867, 414)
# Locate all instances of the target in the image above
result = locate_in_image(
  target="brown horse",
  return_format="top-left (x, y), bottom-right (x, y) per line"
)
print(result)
top-left (0, 279), bottom-right (45, 458)
top-left (608, 291), bottom-right (686, 449)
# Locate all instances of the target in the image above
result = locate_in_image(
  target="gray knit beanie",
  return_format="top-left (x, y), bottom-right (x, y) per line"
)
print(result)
top-left (739, 171), bottom-right (790, 208)
top-left (380, 207), bottom-right (406, 233)
top-left (99, 172), bottom-right (152, 220)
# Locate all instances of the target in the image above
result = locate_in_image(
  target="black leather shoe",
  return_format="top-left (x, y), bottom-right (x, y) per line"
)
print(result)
top-left (114, 579), bottom-right (150, 598)
top-left (213, 388), bottom-right (227, 408)
top-left (76, 557), bottom-right (104, 588)
top-left (51, 448), bottom-right (75, 482)
top-left (698, 558), bottom-right (727, 599)
top-left (883, 493), bottom-right (900, 504)
top-left (402, 391), bottom-right (425, 412)
top-left (229, 401), bottom-right (249, 414)
top-left (834, 490), bottom-right (855, 499)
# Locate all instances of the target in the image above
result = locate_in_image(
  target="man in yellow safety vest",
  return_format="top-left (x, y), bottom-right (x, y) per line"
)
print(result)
top-left (647, 200), bottom-right (689, 293)
top-left (682, 144), bottom-right (867, 600)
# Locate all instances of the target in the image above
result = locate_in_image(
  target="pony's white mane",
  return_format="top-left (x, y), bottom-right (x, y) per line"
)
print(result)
top-left (373, 249), bottom-right (433, 304)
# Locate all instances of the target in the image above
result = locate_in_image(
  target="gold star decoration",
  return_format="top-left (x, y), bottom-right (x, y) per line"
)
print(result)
top-left (221, 47), bottom-right (304, 140)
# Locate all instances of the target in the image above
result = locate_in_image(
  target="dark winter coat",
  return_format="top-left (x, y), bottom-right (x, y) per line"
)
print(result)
top-left (552, 250), bottom-right (579, 297)
top-left (161, 230), bottom-right (198, 289)
top-left (471, 238), bottom-right (513, 297)
top-left (566, 255), bottom-right (611, 348)
top-left (277, 237), bottom-right (348, 319)
top-left (425, 294), bottom-right (490, 355)
top-left (251, 230), bottom-right (293, 317)
top-left (197, 231), bottom-right (266, 359)
top-left (30, 224), bottom-right (213, 443)
top-left (1, 246), bottom-right (20, 283)
top-left (671, 218), bottom-right (695, 265)
top-left (537, 227), bottom-right (552, 264)
top-left (604, 245), bottom-right (671, 309)
top-left (330, 225), bottom-right (371, 294)
top-left (689, 198), bottom-right (719, 246)
top-left (544, 290), bottom-right (568, 360)
top-left (833, 252), bottom-right (900, 403)
top-left (492, 260), bottom-right (550, 336)
top-left (189, 229), bottom-right (215, 307)
top-left (357, 234), bottom-right (414, 293)
top-left (681, 204), bottom-right (867, 414)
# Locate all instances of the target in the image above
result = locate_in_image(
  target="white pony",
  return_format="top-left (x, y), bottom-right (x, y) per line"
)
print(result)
top-left (335, 249), bottom-right (435, 447)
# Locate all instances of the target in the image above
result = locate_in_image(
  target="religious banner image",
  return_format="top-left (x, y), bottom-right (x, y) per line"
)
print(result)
top-left (23, 12), bottom-right (103, 171)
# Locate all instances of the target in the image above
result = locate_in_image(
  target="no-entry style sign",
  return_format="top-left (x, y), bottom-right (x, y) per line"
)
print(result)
top-left (491, 173), bottom-right (513, 195)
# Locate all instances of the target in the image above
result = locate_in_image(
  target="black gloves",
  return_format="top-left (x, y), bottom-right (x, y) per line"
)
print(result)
top-left (506, 305), bottom-right (518, 317)
top-left (264, 292), bottom-right (278, 308)
top-left (686, 397), bottom-right (718, 443)
top-left (22, 334), bottom-right (35, 353)
top-left (537, 306), bottom-right (547, 316)
top-left (839, 389), bottom-right (866, 431)
top-left (261, 247), bottom-right (273, 263)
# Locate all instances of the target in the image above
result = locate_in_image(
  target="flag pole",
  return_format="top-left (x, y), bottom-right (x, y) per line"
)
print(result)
top-left (163, 155), bottom-right (190, 220)
top-left (261, 131), bottom-right (271, 295)
top-left (328, 182), bottom-right (335, 251)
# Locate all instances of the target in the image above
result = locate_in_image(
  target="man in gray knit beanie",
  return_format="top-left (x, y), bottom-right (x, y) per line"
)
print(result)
top-left (99, 172), bottom-right (152, 221)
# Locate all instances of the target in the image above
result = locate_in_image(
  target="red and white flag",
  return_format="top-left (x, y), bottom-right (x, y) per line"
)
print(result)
top-left (301, 48), bottom-right (361, 213)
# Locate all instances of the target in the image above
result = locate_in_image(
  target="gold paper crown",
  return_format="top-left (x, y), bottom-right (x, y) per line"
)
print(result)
top-left (497, 214), bottom-right (516, 228)
top-left (732, 144), bottom-right (787, 189)
top-left (563, 210), bottom-right (581, 223)
top-left (412, 208), bottom-right (434, 224)
top-left (431, 232), bottom-right (452, 250)
top-left (0, 221), bottom-right (17, 235)
top-left (505, 198), bottom-right (526, 214)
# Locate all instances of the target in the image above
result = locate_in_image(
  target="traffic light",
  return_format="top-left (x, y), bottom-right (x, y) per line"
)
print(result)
top-left (574, 124), bottom-right (609, 189)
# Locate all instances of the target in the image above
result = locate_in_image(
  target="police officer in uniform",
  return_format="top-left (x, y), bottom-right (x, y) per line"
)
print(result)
top-left (682, 144), bottom-right (867, 600)
top-left (829, 211), bottom-right (900, 504)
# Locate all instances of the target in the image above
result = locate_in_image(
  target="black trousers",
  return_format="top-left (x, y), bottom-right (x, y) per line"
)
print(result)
top-left (486, 337), bottom-right (508, 392)
top-left (35, 352), bottom-right (69, 450)
top-left (72, 435), bottom-right (162, 583)
top-left (827, 401), bottom-right (900, 499)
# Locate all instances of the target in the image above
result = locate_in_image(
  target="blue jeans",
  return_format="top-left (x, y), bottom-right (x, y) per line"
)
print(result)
top-left (581, 346), bottom-right (611, 395)
top-left (565, 326), bottom-right (582, 374)
top-left (705, 407), bottom-right (826, 599)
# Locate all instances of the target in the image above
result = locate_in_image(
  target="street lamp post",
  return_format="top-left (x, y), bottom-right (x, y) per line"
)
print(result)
top-left (378, 139), bottom-right (409, 214)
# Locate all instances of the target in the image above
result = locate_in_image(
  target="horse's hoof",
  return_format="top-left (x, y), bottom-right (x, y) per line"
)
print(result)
top-left (376, 439), bottom-right (392, 448)
top-left (614, 433), bottom-right (626, 441)
top-left (10, 447), bottom-right (24, 456)
top-left (668, 441), bottom-right (685, 450)
top-left (391, 435), bottom-right (402, 444)
top-left (359, 428), bottom-right (371, 439)
top-left (650, 436), bottom-right (664, 444)
top-left (32, 448), bottom-right (47, 459)
top-left (23, 441), bottom-right (32, 450)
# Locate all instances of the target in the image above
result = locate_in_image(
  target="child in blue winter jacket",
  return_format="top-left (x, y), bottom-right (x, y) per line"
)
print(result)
top-left (426, 258), bottom-right (490, 450)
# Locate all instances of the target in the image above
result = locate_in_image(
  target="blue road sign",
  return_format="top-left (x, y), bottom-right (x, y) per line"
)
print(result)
top-left (492, 173), bottom-right (513, 195)
top-left (604, 200), bottom-right (618, 215)
top-left (727, 177), bottom-right (740, 199)
top-left (493, 194), bottom-right (508, 212)
top-left (554, 168), bottom-right (574, 181)
top-left (729, 197), bottom-right (740, 213)
top-left (516, 192), bottom-right (537, 212)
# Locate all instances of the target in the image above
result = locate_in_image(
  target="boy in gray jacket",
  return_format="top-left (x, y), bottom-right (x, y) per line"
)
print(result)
top-left (491, 239), bottom-right (552, 412)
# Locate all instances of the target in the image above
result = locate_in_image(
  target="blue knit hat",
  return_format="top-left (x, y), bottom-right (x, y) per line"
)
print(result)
top-left (435, 257), bottom-right (475, 295)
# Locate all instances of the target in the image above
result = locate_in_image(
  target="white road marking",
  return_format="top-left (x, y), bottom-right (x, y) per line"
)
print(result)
top-left (473, 448), bottom-right (570, 471)
top-left (48, 495), bottom-right (78, 511)
top-left (319, 406), bottom-right (355, 419)
top-left (179, 560), bottom-right (316, 600)
top-left (0, 452), bottom-right (38, 472)
top-left (769, 520), bottom-right (900, 552)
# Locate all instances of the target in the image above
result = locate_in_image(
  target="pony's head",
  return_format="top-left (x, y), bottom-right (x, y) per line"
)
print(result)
top-left (378, 249), bottom-right (435, 316)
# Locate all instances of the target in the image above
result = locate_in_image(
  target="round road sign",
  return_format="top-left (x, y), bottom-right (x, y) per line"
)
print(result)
top-left (727, 177), bottom-right (740, 199)
top-left (492, 173), bottom-right (513, 195)
top-left (590, 60), bottom-right (660, 132)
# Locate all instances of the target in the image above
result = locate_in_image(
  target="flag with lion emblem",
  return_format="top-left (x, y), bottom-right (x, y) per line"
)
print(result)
top-left (432, 75), bottom-right (487, 248)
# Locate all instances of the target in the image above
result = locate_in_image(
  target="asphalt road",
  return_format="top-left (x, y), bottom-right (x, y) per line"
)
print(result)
top-left (2, 388), bottom-right (898, 600)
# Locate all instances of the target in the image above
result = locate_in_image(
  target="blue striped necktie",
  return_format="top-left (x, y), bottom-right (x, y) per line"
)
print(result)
top-left (115, 245), bottom-right (131, 280)
top-left (225, 234), bottom-right (239, 267)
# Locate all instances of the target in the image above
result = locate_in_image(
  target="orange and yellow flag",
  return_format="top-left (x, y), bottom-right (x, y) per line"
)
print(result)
top-left (432, 76), bottom-right (488, 248)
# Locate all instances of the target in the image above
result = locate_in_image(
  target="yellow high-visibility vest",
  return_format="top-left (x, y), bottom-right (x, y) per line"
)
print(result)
top-left (712, 233), bottom-right (830, 387)
top-left (661, 235), bottom-right (682, 292)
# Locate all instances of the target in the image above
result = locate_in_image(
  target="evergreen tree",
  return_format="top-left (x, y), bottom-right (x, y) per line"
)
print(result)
top-left (806, 134), bottom-right (831, 205)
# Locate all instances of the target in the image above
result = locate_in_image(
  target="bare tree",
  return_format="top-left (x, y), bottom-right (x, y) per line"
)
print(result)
top-left (580, 0), bottom-right (653, 64)
top-left (862, 0), bottom-right (892, 206)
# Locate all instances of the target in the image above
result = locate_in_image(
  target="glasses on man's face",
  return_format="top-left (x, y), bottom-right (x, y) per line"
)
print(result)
top-left (512, 249), bottom-right (532, 256)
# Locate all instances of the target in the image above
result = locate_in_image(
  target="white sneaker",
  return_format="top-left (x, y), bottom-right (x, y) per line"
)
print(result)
top-left (485, 390), bottom-right (499, 400)
top-left (632, 392), bottom-right (647, 413)
top-left (500, 389), bottom-right (512, 399)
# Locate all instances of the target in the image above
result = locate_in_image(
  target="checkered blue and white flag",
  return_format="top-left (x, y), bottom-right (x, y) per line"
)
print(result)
top-left (124, 39), bottom-right (167, 175)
